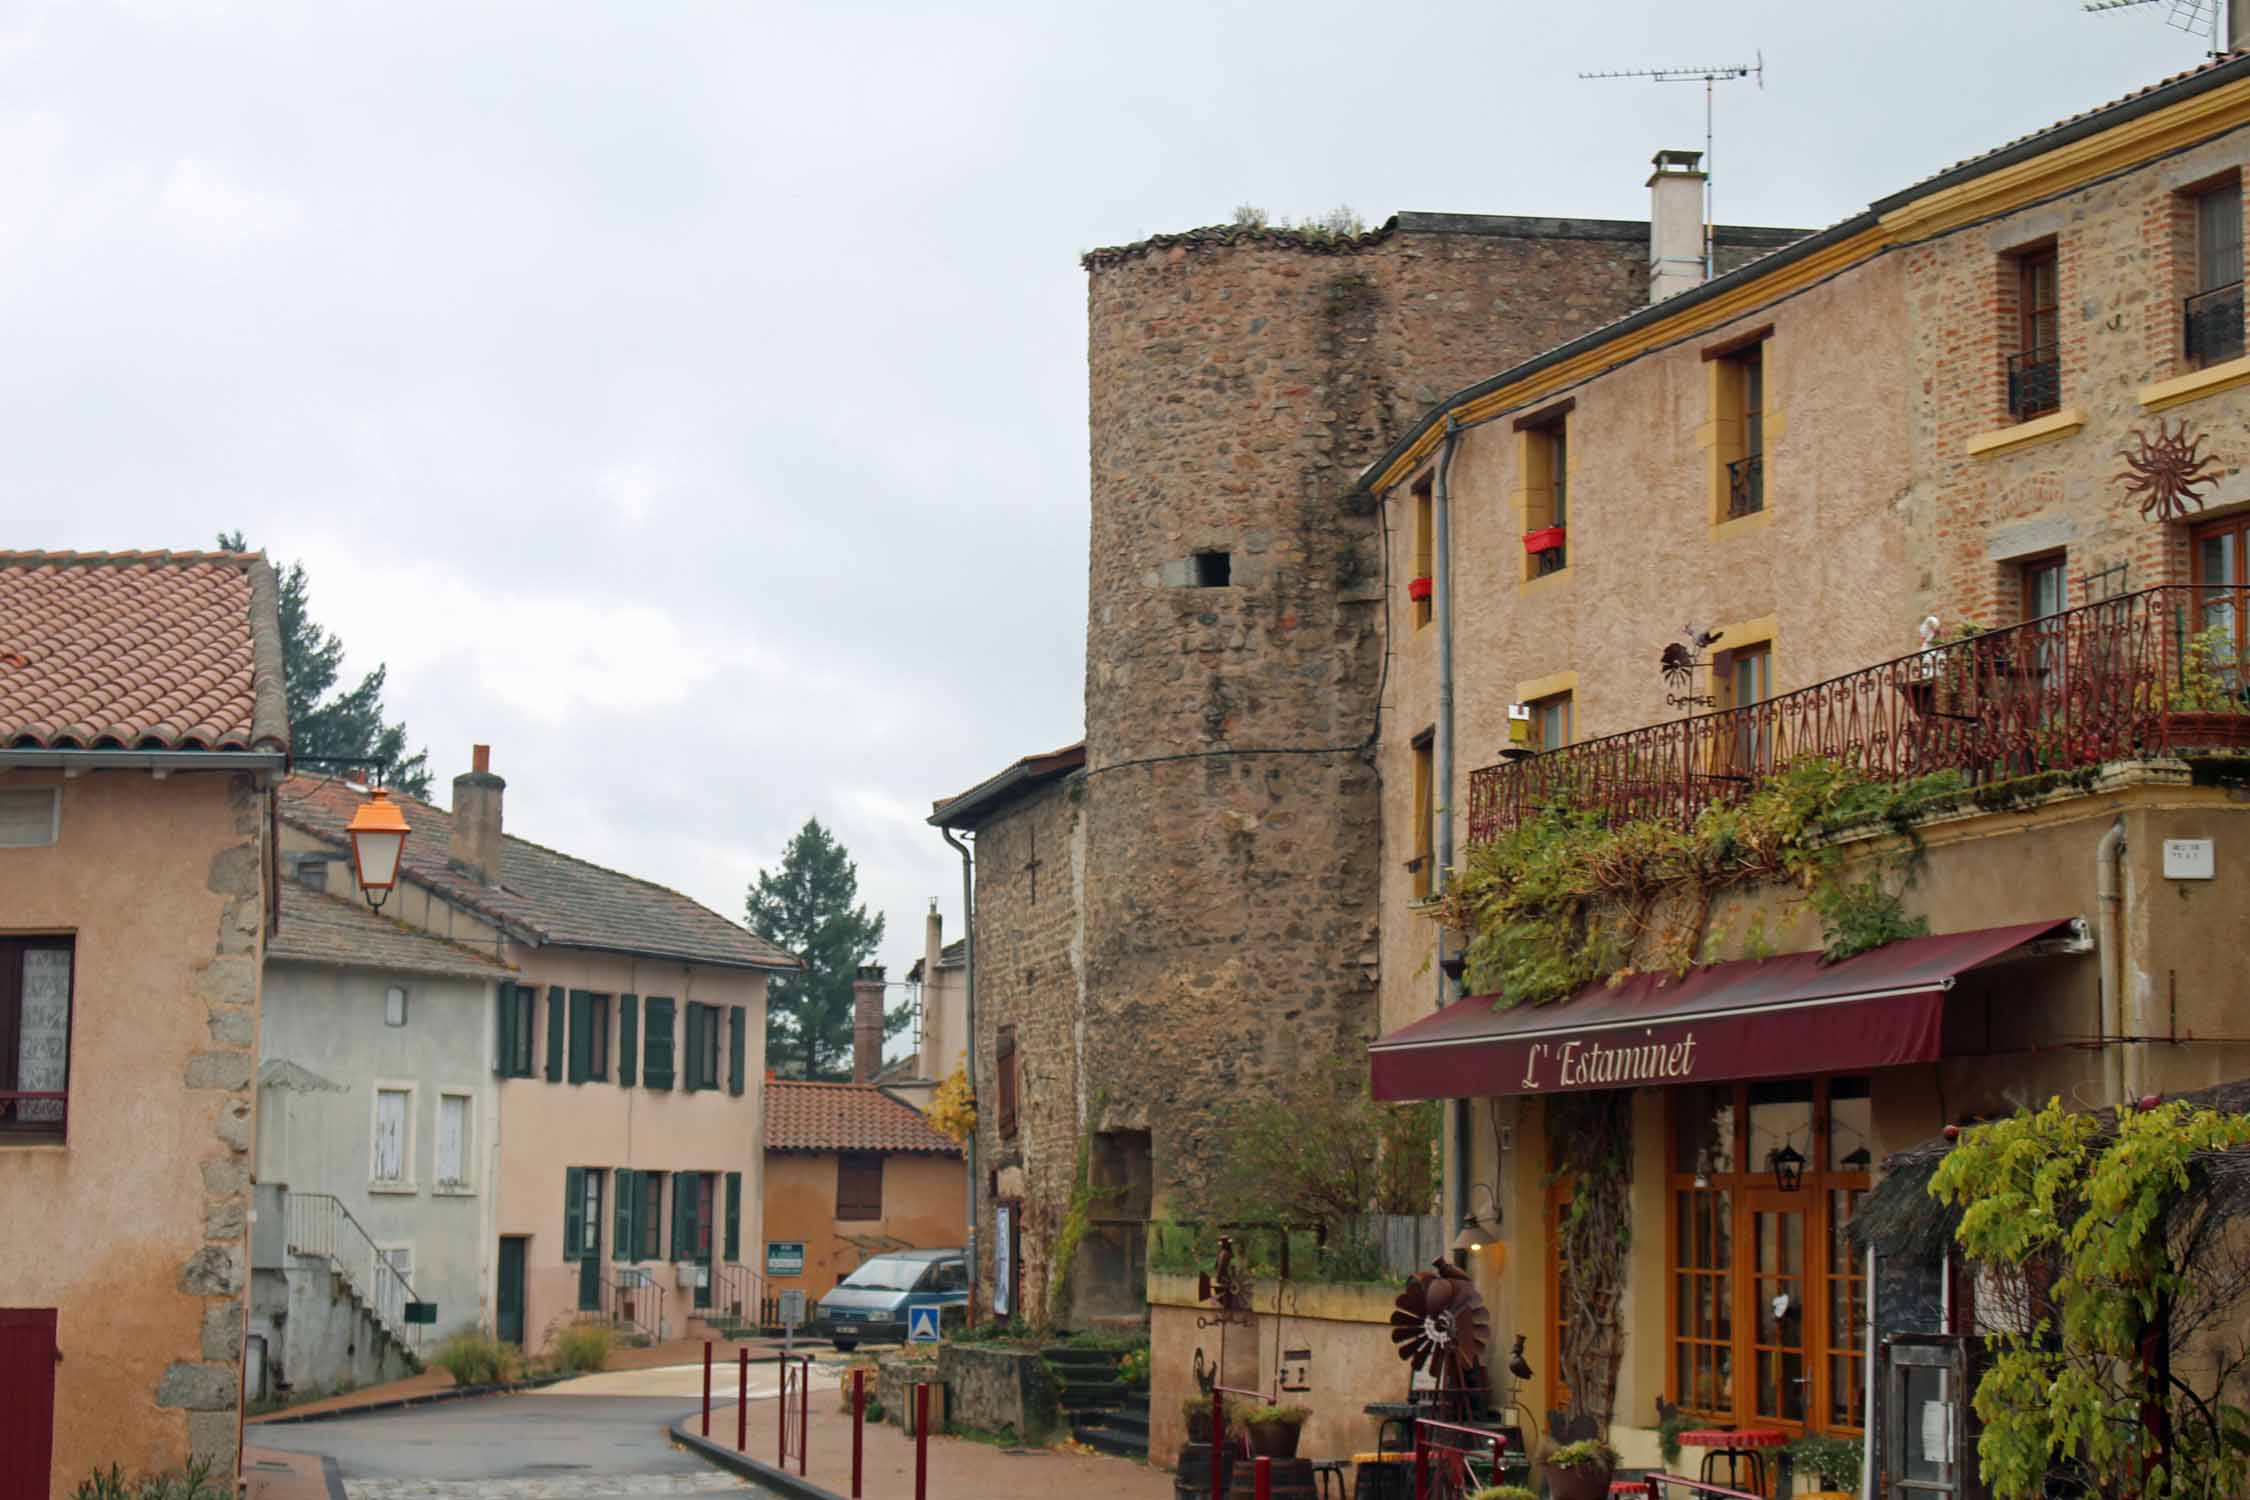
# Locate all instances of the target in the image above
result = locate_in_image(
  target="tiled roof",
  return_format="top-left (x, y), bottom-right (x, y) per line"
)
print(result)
top-left (278, 775), bottom-right (803, 973)
top-left (765, 1080), bottom-right (961, 1156)
top-left (0, 551), bottom-right (287, 752)
top-left (904, 938), bottom-right (964, 984)
top-left (929, 741), bottom-right (1086, 830)
top-left (268, 878), bottom-right (514, 981)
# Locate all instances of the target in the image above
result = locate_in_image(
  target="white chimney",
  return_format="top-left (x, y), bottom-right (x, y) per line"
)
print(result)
top-left (1649, 149), bottom-right (1708, 304)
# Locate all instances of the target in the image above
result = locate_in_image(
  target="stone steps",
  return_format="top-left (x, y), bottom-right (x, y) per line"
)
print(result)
top-left (1072, 1393), bottom-right (1150, 1461)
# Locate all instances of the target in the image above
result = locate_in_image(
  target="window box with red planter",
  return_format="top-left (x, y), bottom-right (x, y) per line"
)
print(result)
top-left (1407, 575), bottom-right (1433, 603)
top-left (1522, 526), bottom-right (1566, 557)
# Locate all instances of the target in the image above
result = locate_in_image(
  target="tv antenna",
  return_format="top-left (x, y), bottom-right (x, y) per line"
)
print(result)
top-left (2083, 0), bottom-right (2226, 56)
top-left (1581, 52), bottom-right (1764, 279)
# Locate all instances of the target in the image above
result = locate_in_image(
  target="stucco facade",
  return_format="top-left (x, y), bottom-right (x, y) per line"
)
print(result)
top-left (762, 1149), bottom-right (967, 1299)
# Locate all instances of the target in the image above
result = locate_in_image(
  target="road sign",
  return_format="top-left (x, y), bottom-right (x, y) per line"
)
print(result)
top-left (908, 1304), bottom-right (942, 1344)
top-left (778, 1289), bottom-right (806, 1328)
top-left (766, 1241), bottom-right (806, 1277)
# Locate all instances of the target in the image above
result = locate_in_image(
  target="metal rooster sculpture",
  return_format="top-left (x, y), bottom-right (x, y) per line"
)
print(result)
top-left (1390, 1257), bottom-right (1491, 1393)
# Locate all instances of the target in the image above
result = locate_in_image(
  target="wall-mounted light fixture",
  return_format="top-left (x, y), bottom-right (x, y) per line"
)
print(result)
top-left (1450, 1181), bottom-right (1503, 1254)
top-left (345, 788), bottom-right (411, 911)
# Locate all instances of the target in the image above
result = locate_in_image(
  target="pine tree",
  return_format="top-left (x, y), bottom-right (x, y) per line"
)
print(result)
top-left (219, 532), bottom-right (431, 797)
top-left (745, 819), bottom-right (902, 1080)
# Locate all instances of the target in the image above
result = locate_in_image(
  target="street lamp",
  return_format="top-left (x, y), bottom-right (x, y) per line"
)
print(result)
top-left (1767, 1140), bottom-right (1807, 1193)
top-left (345, 788), bottom-right (411, 911)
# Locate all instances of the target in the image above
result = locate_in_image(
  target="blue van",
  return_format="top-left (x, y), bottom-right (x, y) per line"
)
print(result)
top-left (816, 1247), bottom-right (969, 1350)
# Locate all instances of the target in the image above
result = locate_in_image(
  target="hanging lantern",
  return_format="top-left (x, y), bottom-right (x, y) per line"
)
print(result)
top-left (345, 789), bottom-right (412, 910)
top-left (1767, 1140), bottom-right (1807, 1192)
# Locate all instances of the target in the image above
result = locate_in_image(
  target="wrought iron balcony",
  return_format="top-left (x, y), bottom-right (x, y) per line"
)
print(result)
top-left (1726, 455), bottom-right (1764, 518)
top-left (1467, 585), bottom-right (2250, 843)
top-left (2185, 281), bottom-right (2245, 370)
top-left (2006, 346), bottom-right (2061, 422)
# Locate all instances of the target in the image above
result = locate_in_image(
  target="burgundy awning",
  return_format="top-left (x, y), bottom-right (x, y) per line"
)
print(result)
top-left (1368, 920), bottom-right (2078, 1101)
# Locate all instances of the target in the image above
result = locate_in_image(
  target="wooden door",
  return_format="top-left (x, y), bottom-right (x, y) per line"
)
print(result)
top-left (1742, 1192), bottom-right (1811, 1434)
top-left (0, 1309), bottom-right (57, 1499)
top-left (578, 1172), bottom-right (604, 1312)
top-left (497, 1238), bottom-right (526, 1345)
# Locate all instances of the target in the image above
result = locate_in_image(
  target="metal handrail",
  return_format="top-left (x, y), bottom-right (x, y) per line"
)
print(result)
top-left (606, 1267), bottom-right (667, 1343)
top-left (2007, 344), bottom-right (2061, 421)
top-left (1725, 455), bottom-right (1764, 518)
top-left (285, 1191), bottom-right (422, 1345)
top-left (1469, 584), bottom-right (2247, 842)
top-left (714, 1261), bottom-right (764, 1328)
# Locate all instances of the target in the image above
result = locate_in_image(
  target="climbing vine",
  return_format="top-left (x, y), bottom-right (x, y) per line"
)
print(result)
top-left (1045, 1090), bottom-right (1121, 1332)
top-left (1550, 1090), bottom-right (1632, 1432)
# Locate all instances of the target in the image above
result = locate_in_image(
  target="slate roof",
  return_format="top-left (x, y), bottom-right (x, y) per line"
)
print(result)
top-left (267, 877), bottom-right (514, 981)
top-left (904, 938), bottom-right (964, 985)
top-left (278, 775), bottom-right (802, 973)
top-left (0, 550), bottom-right (288, 752)
top-left (765, 1080), bottom-right (961, 1156)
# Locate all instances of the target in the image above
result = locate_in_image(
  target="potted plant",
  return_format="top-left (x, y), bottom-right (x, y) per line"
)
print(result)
top-left (1182, 1392), bottom-right (1226, 1445)
top-left (1232, 1401), bottom-right (1312, 1459)
top-left (1543, 1438), bottom-right (1618, 1500)
top-left (2165, 623), bottom-right (2250, 750)
top-left (1521, 525), bottom-right (1566, 558)
top-left (1408, 575), bottom-right (1434, 603)
top-left (1788, 1432), bottom-right (1863, 1499)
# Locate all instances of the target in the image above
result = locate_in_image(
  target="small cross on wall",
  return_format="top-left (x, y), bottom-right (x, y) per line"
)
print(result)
top-left (1022, 827), bottom-right (1042, 904)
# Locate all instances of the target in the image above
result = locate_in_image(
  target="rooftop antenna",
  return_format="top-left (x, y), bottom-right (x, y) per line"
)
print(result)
top-left (2083, 0), bottom-right (2226, 57)
top-left (1581, 52), bottom-right (1764, 278)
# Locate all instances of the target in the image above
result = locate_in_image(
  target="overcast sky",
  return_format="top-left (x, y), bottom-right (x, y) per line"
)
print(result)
top-left (4, 1), bottom-right (2201, 1005)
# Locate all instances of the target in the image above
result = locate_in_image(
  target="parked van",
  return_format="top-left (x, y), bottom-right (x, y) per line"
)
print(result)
top-left (816, 1247), bottom-right (969, 1350)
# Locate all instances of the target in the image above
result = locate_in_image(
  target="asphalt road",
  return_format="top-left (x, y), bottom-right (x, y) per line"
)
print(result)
top-left (254, 1393), bottom-right (770, 1497)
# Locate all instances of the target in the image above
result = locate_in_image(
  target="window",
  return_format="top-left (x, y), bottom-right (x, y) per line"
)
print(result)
top-left (995, 1026), bottom-right (1018, 1137)
top-left (1529, 693), bottom-right (1572, 752)
top-left (643, 996), bottom-right (676, 1089)
top-left (837, 1153), bottom-right (885, 1221)
top-left (496, 984), bottom-right (538, 1079)
top-left (638, 1169), bottom-right (666, 1261)
top-left (2193, 515), bottom-right (2250, 696)
top-left (0, 940), bottom-right (72, 1135)
top-left (1718, 643), bottom-right (1773, 776)
top-left (682, 1002), bottom-right (721, 1091)
top-left (567, 991), bottom-right (612, 1083)
top-left (0, 789), bottom-right (59, 848)
top-left (1663, 1077), bottom-right (1871, 1432)
top-left (372, 1086), bottom-right (412, 1189)
top-left (564, 1166), bottom-right (605, 1260)
top-left (436, 1093), bottom-right (471, 1190)
top-left (1704, 330), bottom-right (1771, 522)
top-left (1516, 402), bottom-right (1573, 578)
top-left (1192, 551), bottom-right (1232, 587)
top-left (1410, 730), bottom-right (1435, 901)
top-left (2187, 182), bottom-right (2244, 369)
top-left (384, 985), bottom-right (408, 1028)
top-left (1411, 472), bottom-right (1434, 629)
top-left (2008, 245), bottom-right (2061, 421)
top-left (2021, 554), bottom-right (2068, 622)
top-left (590, 995), bottom-right (609, 1079)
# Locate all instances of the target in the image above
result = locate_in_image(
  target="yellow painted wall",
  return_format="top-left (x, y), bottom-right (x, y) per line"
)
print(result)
top-left (760, 1149), bottom-right (966, 1298)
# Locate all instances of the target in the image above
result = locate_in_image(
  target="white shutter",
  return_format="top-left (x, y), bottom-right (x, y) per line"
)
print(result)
top-left (374, 1090), bottom-right (407, 1182)
top-left (437, 1094), bottom-right (468, 1186)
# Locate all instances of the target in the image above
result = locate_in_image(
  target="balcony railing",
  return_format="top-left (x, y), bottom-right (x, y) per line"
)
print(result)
top-left (1727, 455), bottom-right (1765, 518)
top-left (2185, 282), bottom-right (2245, 370)
top-left (2007, 346), bottom-right (2061, 422)
top-left (1467, 585), bottom-right (2249, 843)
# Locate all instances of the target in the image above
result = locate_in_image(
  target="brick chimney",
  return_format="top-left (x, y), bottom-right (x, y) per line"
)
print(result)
top-left (1648, 149), bottom-right (1708, 304)
top-left (853, 964), bottom-right (886, 1083)
top-left (450, 744), bottom-right (506, 887)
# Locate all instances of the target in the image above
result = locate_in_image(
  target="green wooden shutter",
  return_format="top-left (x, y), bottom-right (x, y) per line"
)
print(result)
top-left (681, 1003), bottom-right (704, 1093)
top-left (615, 1167), bottom-right (636, 1262)
top-left (567, 990), bottom-right (592, 1084)
top-left (724, 1171), bottom-right (741, 1262)
top-left (642, 1171), bottom-right (663, 1260)
top-left (495, 983), bottom-right (514, 1077)
top-left (728, 1006), bottom-right (746, 1096)
top-left (644, 998), bottom-right (675, 1090)
top-left (544, 987), bottom-right (565, 1082)
top-left (671, 1174), bottom-right (693, 1260)
top-left (619, 995), bottom-right (639, 1087)
top-left (564, 1166), bottom-right (585, 1260)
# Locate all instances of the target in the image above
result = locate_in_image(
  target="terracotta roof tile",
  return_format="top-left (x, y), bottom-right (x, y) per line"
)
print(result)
top-left (765, 1080), bottom-right (960, 1155)
top-left (268, 878), bottom-right (515, 981)
top-left (278, 775), bottom-right (802, 973)
top-left (0, 551), bottom-right (287, 752)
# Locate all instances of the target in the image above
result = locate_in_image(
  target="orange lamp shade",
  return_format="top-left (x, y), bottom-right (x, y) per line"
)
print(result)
top-left (345, 788), bottom-right (411, 895)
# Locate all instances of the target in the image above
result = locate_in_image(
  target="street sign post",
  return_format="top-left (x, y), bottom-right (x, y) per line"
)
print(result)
top-left (908, 1304), bottom-right (941, 1344)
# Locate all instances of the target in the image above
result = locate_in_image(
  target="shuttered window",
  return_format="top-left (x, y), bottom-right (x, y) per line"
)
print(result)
top-left (436, 1093), bottom-right (470, 1188)
top-left (619, 995), bottom-right (639, 1087)
top-left (496, 985), bottom-right (537, 1078)
top-left (643, 998), bottom-right (676, 1090)
top-left (615, 1167), bottom-right (637, 1260)
top-left (568, 992), bottom-right (613, 1083)
top-left (373, 1089), bottom-right (409, 1184)
top-left (682, 1003), bottom-right (722, 1092)
top-left (727, 1007), bottom-right (747, 1096)
top-left (724, 1171), bottom-right (742, 1262)
top-left (640, 1170), bottom-right (665, 1260)
top-left (544, 986), bottom-right (565, 1082)
top-left (565, 1166), bottom-right (586, 1259)
top-left (996, 1027), bottom-right (1019, 1138)
top-left (837, 1153), bottom-right (884, 1221)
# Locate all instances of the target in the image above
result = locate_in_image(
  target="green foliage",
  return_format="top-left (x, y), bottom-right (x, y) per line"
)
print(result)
top-left (1046, 1091), bottom-right (1120, 1329)
top-left (952, 1316), bottom-right (1036, 1345)
top-left (1205, 1053), bottom-right (1439, 1227)
top-left (72, 1459), bottom-right (224, 1500)
top-left (219, 530), bottom-right (430, 796)
top-left (1658, 1408), bottom-right (1692, 1466)
top-left (1930, 1096), bottom-right (2250, 1499)
top-left (1231, 1402), bottom-right (1312, 1431)
top-left (1183, 1392), bottom-right (1242, 1424)
top-left (1807, 874), bottom-right (1928, 961)
top-left (1469, 1489), bottom-right (1538, 1500)
top-left (2169, 623), bottom-right (2247, 713)
top-left (1117, 1346), bottom-right (1149, 1388)
top-left (1787, 1431), bottom-right (1863, 1487)
top-left (745, 818), bottom-right (892, 1080)
top-left (430, 1326), bottom-right (520, 1387)
top-left (1544, 1439), bottom-right (1618, 1470)
top-left (1148, 1218), bottom-right (1392, 1286)
top-left (549, 1321), bottom-right (614, 1373)
top-left (1550, 1091), bottom-right (1631, 1432)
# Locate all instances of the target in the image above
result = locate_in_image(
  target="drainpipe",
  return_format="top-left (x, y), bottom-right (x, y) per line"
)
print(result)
top-left (1433, 421), bottom-right (1471, 1240)
top-left (942, 826), bottom-right (980, 1316)
top-left (2096, 816), bottom-right (2127, 1107)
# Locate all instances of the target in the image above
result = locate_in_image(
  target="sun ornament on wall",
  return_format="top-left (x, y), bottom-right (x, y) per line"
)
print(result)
top-left (2116, 418), bottom-right (2222, 523)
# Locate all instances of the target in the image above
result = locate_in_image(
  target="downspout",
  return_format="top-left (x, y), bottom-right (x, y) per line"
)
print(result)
top-left (942, 826), bottom-right (980, 1317)
top-left (2097, 816), bottom-right (2127, 1107)
top-left (1433, 421), bottom-right (1470, 1236)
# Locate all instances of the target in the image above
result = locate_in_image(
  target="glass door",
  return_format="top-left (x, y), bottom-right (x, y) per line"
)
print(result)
top-left (2193, 517), bottom-right (2249, 696)
top-left (1745, 1193), bottom-right (1810, 1430)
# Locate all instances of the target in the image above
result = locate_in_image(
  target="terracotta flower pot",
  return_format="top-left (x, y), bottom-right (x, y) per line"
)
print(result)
top-left (1245, 1418), bottom-right (1303, 1459)
top-left (1546, 1461), bottom-right (1614, 1500)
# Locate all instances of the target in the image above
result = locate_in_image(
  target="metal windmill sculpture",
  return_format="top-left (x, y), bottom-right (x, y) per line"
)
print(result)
top-left (1390, 1257), bottom-right (1491, 1414)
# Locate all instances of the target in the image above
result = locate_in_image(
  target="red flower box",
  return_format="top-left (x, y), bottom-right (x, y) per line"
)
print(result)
top-left (1407, 575), bottom-right (1433, 602)
top-left (1522, 525), bottom-right (1567, 555)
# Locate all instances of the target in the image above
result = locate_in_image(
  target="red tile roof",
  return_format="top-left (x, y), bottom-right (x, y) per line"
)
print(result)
top-left (765, 1080), bottom-right (961, 1156)
top-left (0, 551), bottom-right (287, 752)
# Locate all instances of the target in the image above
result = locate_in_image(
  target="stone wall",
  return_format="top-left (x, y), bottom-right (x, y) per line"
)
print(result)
top-left (937, 1344), bottom-right (1062, 1444)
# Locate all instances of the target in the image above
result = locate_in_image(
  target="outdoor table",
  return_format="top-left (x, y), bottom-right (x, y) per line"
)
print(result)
top-left (1677, 1426), bottom-right (1787, 1495)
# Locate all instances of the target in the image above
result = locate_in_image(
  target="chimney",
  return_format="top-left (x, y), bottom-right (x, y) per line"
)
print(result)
top-left (1648, 149), bottom-right (1708, 304)
top-left (853, 965), bottom-right (886, 1084)
top-left (450, 743), bottom-right (506, 887)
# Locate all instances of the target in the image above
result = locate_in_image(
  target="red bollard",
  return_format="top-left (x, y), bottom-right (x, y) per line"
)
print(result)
top-left (851, 1366), bottom-right (866, 1499)
top-left (1411, 1430), bottom-right (1428, 1500)
top-left (1255, 1455), bottom-right (1272, 1500)
top-left (777, 1359), bottom-right (788, 1468)
top-left (1209, 1388), bottom-right (1223, 1500)
top-left (915, 1382), bottom-right (930, 1500)
top-left (701, 1341), bottom-right (712, 1438)
top-left (736, 1349), bottom-right (748, 1452)
top-left (798, 1357), bottom-right (809, 1477)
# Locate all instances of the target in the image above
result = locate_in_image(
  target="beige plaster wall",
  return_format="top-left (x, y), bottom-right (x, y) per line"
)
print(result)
top-left (0, 768), bottom-right (266, 1496)
top-left (760, 1150), bottom-right (966, 1299)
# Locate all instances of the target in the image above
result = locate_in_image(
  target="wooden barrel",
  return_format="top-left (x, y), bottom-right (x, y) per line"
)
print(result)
top-left (1174, 1442), bottom-right (1233, 1500)
top-left (1227, 1457), bottom-right (1317, 1499)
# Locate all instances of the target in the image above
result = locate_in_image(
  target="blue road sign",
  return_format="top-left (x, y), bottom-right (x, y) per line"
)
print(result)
top-left (908, 1304), bottom-right (942, 1344)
